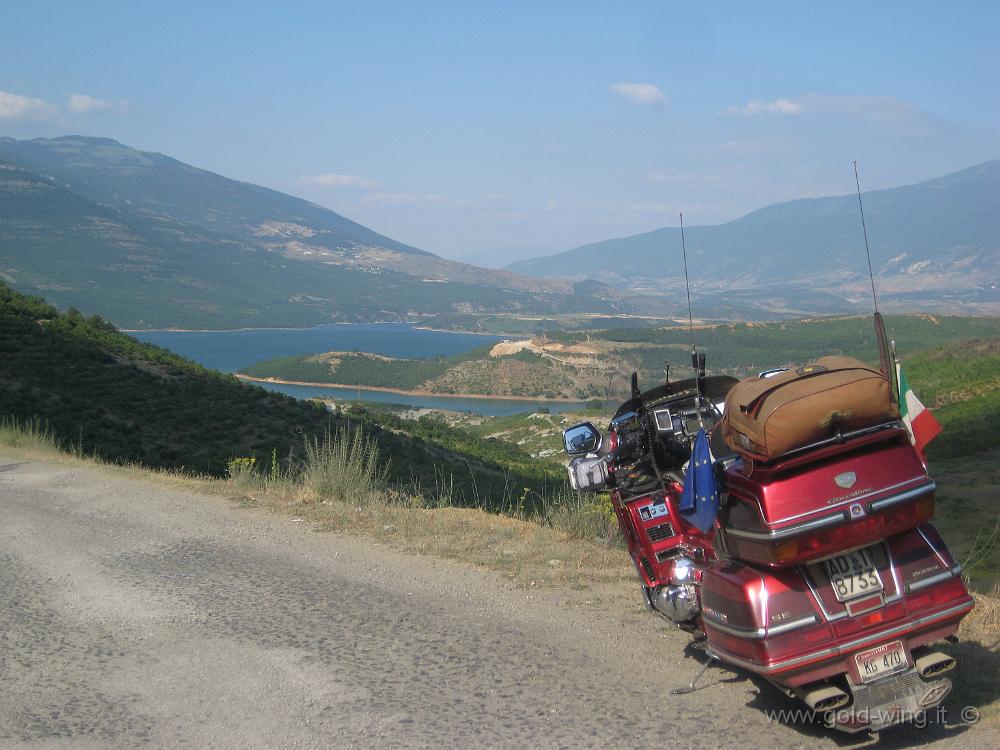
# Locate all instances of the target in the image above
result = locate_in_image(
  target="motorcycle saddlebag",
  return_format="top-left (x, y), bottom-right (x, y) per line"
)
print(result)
top-left (720, 356), bottom-right (898, 463)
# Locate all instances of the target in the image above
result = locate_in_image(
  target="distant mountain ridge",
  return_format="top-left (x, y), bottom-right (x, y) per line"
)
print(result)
top-left (0, 136), bottom-right (632, 328)
top-left (0, 135), bottom-right (430, 257)
top-left (508, 160), bottom-right (1000, 316)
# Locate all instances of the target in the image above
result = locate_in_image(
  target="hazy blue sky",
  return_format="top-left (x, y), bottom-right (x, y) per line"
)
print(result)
top-left (2, 1), bottom-right (997, 262)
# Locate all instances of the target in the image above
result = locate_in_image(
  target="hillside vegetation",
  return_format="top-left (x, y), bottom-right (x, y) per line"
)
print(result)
top-left (0, 284), bottom-right (563, 509)
top-left (897, 338), bottom-right (1000, 461)
top-left (241, 343), bottom-right (608, 399)
top-left (241, 347), bottom-right (494, 390)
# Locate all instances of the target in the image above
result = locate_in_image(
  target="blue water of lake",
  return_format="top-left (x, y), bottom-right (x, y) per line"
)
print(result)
top-left (131, 323), bottom-right (588, 416)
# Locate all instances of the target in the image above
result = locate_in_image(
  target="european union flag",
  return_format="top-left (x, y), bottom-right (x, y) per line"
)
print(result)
top-left (679, 428), bottom-right (720, 533)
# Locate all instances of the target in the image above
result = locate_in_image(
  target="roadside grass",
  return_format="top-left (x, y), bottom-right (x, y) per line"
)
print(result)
top-left (0, 416), bottom-right (66, 456)
top-left (219, 426), bottom-right (625, 586)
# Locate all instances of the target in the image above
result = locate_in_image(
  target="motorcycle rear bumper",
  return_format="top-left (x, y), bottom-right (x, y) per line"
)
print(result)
top-left (705, 592), bottom-right (973, 686)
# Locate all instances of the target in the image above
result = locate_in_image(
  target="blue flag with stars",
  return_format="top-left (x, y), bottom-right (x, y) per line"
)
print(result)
top-left (679, 428), bottom-right (720, 533)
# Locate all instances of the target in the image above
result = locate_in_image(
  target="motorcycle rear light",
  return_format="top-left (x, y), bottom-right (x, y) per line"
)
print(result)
top-left (833, 602), bottom-right (906, 639)
top-left (861, 611), bottom-right (885, 628)
top-left (908, 577), bottom-right (967, 609)
top-left (706, 630), bottom-right (755, 659)
top-left (747, 622), bottom-right (835, 666)
top-left (770, 539), bottom-right (798, 562)
top-left (908, 592), bottom-right (931, 611)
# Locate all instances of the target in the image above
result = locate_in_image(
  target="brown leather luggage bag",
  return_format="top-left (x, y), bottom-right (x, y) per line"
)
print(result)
top-left (720, 356), bottom-right (898, 462)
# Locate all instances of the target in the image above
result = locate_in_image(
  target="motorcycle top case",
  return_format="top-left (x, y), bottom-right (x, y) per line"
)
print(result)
top-left (721, 427), bottom-right (935, 567)
top-left (720, 356), bottom-right (898, 463)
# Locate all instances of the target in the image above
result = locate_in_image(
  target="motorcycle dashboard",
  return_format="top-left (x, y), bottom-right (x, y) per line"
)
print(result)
top-left (653, 399), bottom-right (721, 438)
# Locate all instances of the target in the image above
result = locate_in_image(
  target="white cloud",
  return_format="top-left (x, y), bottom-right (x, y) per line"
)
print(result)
top-left (0, 90), bottom-right (58, 120)
top-left (725, 98), bottom-right (802, 116)
top-left (724, 93), bottom-right (929, 132)
top-left (67, 93), bottom-right (129, 114)
top-left (300, 173), bottom-right (380, 189)
top-left (610, 82), bottom-right (666, 105)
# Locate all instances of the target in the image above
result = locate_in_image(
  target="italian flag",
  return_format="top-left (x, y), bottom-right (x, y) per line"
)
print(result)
top-left (896, 363), bottom-right (942, 458)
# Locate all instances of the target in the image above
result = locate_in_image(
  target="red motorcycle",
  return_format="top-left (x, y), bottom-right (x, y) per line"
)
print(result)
top-left (563, 351), bottom-right (973, 733)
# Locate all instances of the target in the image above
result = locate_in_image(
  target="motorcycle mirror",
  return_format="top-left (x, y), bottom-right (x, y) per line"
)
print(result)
top-left (562, 422), bottom-right (602, 456)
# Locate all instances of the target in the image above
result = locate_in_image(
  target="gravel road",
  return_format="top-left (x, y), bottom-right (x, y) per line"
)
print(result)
top-left (0, 454), bottom-right (995, 749)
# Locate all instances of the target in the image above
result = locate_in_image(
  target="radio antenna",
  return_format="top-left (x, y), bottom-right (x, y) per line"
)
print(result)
top-left (680, 213), bottom-right (697, 363)
top-left (854, 162), bottom-right (898, 406)
top-left (853, 161), bottom-right (879, 313)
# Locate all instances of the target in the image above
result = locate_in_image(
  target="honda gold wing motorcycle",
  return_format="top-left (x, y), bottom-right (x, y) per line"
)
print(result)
top-left (562, 349), bottom-right (973, 733)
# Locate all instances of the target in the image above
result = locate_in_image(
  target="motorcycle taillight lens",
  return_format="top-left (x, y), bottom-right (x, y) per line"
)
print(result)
top-left (758, 494), bottom-right (935, 566)
top-left (706, 630), bottom-right (755, 660)
top-left (746, 622), bottom-right (834, 668)
top-left (907, 576), bottom-right (969, 610)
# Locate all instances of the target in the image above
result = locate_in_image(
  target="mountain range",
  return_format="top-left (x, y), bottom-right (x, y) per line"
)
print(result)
top-left (0, 136), bottom-right (629, 328)
top-left (509, 161), bottom-right (1000, 317)
top-left (1, 136), bottom-right (997, 327)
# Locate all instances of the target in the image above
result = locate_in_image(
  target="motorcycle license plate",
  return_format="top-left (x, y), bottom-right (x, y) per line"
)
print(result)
top-left (855, 640), bottom-right (907, 683)
top-left (820, 546), bottom-right (883, 602)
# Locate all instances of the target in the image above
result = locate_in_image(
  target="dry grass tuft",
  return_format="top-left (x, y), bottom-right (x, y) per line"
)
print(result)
top-left (0, 416), bottom-right (65, 457)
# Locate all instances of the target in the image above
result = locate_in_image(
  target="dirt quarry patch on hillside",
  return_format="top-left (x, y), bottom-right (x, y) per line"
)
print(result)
top-left (489, 339), bottom-right (600, 358)
top-left (489, 339), bottom-right (542, 357)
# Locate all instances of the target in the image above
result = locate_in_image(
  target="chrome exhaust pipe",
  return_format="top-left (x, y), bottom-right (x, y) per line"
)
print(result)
top-left (795, 682), bottom-right (851, 712)
top-left (914, 648), bottom-right (956, 678)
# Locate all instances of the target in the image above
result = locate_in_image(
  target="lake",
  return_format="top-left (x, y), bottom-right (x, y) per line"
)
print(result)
top-left (132, 323), bottom-right (588, 416)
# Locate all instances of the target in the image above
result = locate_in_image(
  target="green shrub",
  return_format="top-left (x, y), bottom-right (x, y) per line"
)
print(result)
top-left (302, 426), bottom-right (388, 506)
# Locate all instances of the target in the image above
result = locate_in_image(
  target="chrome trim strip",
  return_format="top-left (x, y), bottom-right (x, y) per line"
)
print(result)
top-left (905, 563), bottom-right (962, 594)
top-left (726, 482), bottom-right (934, 541)
top-left (726, 513), bottom-right (845, 541)
top-left (710, 600), bottom-right (974, 674)
top-left (703, 616), bottom-right (766, 639)
top-left (768, 615), bottom-right (821, 636)
top-left (870, 481), bottom-right (936, 511)
top-left (906, 569), bottom-right (957, 593)
top-left (704, 613), bottom-right (819, 640)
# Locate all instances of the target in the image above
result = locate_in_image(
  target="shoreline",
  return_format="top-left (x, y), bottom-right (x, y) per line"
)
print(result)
top-left (124, 322), bottom-right (501, 335)
top-left (121, 321), bottom-right (423, 334)
top-left (234, 374), bottom-right (587, 403)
